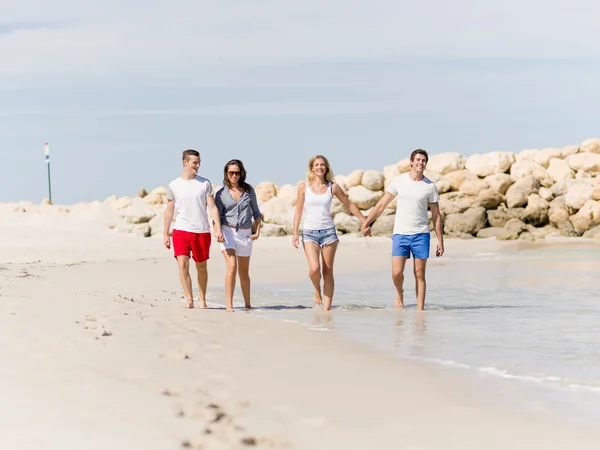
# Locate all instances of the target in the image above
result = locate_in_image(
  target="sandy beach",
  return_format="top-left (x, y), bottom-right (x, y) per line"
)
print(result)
top-left (1, 209), bottom-right (600, 450)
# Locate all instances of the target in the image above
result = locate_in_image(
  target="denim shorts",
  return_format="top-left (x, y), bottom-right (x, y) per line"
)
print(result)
top-left (392, 233), bottom-right (430, 259)
top-left (302, 227), bottom-right (338, 247)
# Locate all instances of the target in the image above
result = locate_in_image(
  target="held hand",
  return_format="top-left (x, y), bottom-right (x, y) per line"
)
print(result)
top-left (360, 222), bottom-right (371, 237)
top-left (164, 235), bottom-right (171, 249)
top-left (249, 233), bottom-right (259, 241)
top-left (292, 234), bottom-right (299, 248)
top-left (215, 229), bottom-right (225, 243)
top-left (436, 242), bottom-right (444, 257)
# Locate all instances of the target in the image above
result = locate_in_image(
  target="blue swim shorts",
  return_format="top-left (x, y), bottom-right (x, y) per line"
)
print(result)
top-left (302, 227), bottom-right (338, 247)
top-left (392, 233), bottom-right (430, 259)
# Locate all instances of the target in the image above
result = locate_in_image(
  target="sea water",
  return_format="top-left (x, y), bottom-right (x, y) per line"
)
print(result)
top-left (214, 245), bottom-right (600, 423)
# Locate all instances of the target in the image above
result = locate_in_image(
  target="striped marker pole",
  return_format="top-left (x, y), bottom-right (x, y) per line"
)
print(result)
top-left (44, 142), bottom-right (52, 204)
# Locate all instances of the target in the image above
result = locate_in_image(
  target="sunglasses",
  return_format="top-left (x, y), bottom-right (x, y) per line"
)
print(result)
top-left (228, 171), bottom-right (241, 176)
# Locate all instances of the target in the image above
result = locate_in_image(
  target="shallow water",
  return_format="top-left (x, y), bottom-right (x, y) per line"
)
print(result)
top-left (206, 246), bottom-right (600, 422)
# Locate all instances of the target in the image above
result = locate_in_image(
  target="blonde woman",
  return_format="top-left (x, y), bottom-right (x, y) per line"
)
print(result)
top-left (292, 155), bottom-right (369, 311)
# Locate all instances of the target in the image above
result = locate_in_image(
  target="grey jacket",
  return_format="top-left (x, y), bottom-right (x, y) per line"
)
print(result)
top-left (215, 185), bottom-right (262, 230)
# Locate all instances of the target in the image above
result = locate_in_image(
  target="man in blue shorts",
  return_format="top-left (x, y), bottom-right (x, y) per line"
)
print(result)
top-left (361, 149), bottom-right (444, 310)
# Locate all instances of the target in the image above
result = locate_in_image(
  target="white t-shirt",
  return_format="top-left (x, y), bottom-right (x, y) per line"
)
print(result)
top-left (386, 173), bottom-right (440, 235)
top-left (167, 176), bottom-right (213, 233)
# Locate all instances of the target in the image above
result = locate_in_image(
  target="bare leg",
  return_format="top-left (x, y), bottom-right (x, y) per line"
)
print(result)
top-left (320, 241), bottom-right (338, 311)
top-left (392, 256), bottom-right (408, 309)
top-left (302, 241), bottom-right (323, 305)
top-left (237, 256), bottom-right (252, 309)
top-left (177, 256), bottom-right (194, 309)
top-left (413, 258), bottom-right (428, 311)
top-left (222, 250), bottom-right (237, 312)
top-left (195, 260), bottom-right (208, 309)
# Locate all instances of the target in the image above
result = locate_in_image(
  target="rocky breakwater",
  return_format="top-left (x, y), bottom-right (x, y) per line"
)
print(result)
top-left (255, 137), bottom-right (600, 241)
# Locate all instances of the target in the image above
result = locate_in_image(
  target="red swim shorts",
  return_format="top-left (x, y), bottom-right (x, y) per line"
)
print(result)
top-left (172, 230), bottom-right (211, 262)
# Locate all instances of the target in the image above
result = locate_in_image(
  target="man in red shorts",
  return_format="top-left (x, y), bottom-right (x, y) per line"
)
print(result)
top-left (163, 149), bottom-right (224, 309)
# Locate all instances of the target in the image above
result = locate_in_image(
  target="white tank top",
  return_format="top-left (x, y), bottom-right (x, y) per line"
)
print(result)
top-left (302, 181), bottom-right (335, 230)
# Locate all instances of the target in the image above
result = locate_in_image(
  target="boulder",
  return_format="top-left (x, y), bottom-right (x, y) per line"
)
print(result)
top-left (444, 207), bottom-right (487, 235)
top-left (333, 212), bottom-right (361, 233)
top-left (498, 218), bottom-right (528, 240)
top-left (487, 207), bottom-right (526, 228)
top-left (143, 193), bottom-right (164, 205)
top-left (582, 224), bottom-right (600, 238)
top-left (435, 178), bottom-right (452, 194)
top-left (475, 189), bottom-right (504, 210)
top-left (538, 187), bottom-right (554, 202)
top-left (427, 152), bottom-right (465, 175)
top-left (261, 197), bottom-right (292, 226)
top-left (550, 181), bottom-right (566, 197)
top-left (476, 227), bottom-right (505, 239)
top-left (445, 170), bottom-right (477, 191)
top-left (347, 185), bottom-right (384, 210)
top-left (136, 188), bottom-right (148, 198)
top-left (569, 200), bottom-right (600, 235)
top-left (361, 170), bottom-right (385, 191)
top-left (151, 186), bottom-right (169, 196)
top-left (564, 180), bottom-right (594, 212)
top-left (510, 162), bottom-right (553, 187)
top-left (334, 175), bottom-right (348, 191)
top-left (546, 158), bottom-right (574, 183)
top-left (345, 170), bottom-right (364, 188)
top-left (261, 224), bottom-right (288, 237)
top-left (118, 197), bottom-right (157, 224)
top-left (567, 153), bottom-right (600, 176)
top-left (516, 149), bottom-right (539, 165)
top-left (439, 192), bottom-right (477, 215)
top-left (397, 158), bottom-right (411, 173)
top-left (484, 173), bottom-right (513, 195)
top-left (371, 215), bottom-right (395, 236)
top-left (505, 175), bottom-right (539, 208)
top-left (465, 152), bottom-right (515, 177)
top-left (255, 182), bottom-right (278, 203)
top-left (459, 178), bottom-right (490, 196)
top-left (581, 138), bottom-right (600, 154)
top-left (535, 148), bottom-right (563, 168)
top-left (277, 184), bottom-right (298, 206)
top-left (383, 164), bottom-right (400, 189)
top-left (561, 145), bottom-right (580, 158)
top-left (331, 196), bottom-right (349, 216)
top-left (522, 194), bottom-right (549, 227)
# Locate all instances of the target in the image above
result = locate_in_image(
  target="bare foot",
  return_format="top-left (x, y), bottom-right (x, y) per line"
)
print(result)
top-left (185, 299), bottom-right (195, 309)
top-left (394, 295), bottom-right (404, 309)
top-left (199, 301), bottom-right (208, 309)
top-left (244, 303), bottom-right (252, 310)
top-left (314, 290), bottom-right (323, 306)
top-left (226, 306), bottom-right (234, 312)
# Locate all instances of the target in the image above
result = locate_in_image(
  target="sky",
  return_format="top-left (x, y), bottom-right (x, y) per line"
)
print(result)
top-left (1, 0), bottom-right (599, 204)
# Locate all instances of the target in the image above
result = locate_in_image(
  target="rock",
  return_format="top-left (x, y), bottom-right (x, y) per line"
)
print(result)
top-left (41, 198), bottom-right (52, 205)
top-left (484, 173), bottom-right (513, 195)
top-left (423, 171), bottom-right (441, 182)
top-left (518, 231), bottom-right (536, 241)
top-left (361, 170), bottom-right (384, 191)
top-left (476, 227), bottom-right (505, 239)
top-left (439, 192), bottom-right (477, 215)
top-left (593, 188), bottom-right (600, 201)
top-left (261, 224), bottom-right (288, 237)
top-left (142, 223), bottom-right (152, 237)
top-left (334, 175), bottom-right (348, 191)
top-left (583, 224), bottom-right (600, 238)
top-left (151, 186), bottom-right (168, 196)
top-left (535, 148), bottom-right (563, 168)
top-left (277, 184), bottom-right (298, 206)
top-left (459, 178), bottom-right (489, 196)
top-left (144, 193), bottom-right (164, 205)
top-left (516, 149), bottom-right (539, 165)
top-left (487, 207), bottom-right (526, 228)
top-left (567, 153), bottom-right (600, 176)
top-left (371, 215), bottom-right (395, 236)
top-left (118, 197), bottom-right (157, 224)
top-left (475, 189), bottom-right (504, 210)
top-left (347, 185), bottom-right (384, 210)
top-left (576, 169), bottom-right (593, 179)
top-left (581, 138), bottom-right (600, 154)
top-left (564, 180), bottom-right (594, 212)
top-left (538, 187), bottom-right (554, 202)
top-left (261, 197), bottom-right (292, 226)
top-left (427, 152), bottom-right (465, 175)
top-left (397, 158), bottom-right (411, 173)
top-left (136, 188), bottom-right (148, 198)
top-left (333, 212), bottom-right (361, 233)
top-left (523, 194), bottom-right (549, 227)
top-left (255, 182), bottom-right (278, 203)
top-left (444, 207), bottom-right (487, 235)
top-left (498, 218), bottom-right (528, 240)
top-left (546, 158), bottom-right (574, 183)
top-left (435, 178), bottom-right (452, 194)
top-left (510, 162), bottom-right (553, 187)
top-left (505, 175), bottom-right (539, 208)
top-left (444, 170), bottom-right (477, 191)
top-left (148, 214), bottom-right (164, 236)
top-left (569, 200), bottom-right (600, 235)
top-left (446, 232), bottom-right (475, 239)
top-left (383, 165), bottom-right (400, 189)
top-left (331, 196), bottom-right (349, 216)
top-left (561, 145), bottom-right (580, 158)
top-left (465, 152), bottom-right (516, 177)
top-left (345, 170), bottom-right (364, 188)
top-left (550, 181), bottom-right (566, 197)
top-left (106, 196), bottom-right (133, 210)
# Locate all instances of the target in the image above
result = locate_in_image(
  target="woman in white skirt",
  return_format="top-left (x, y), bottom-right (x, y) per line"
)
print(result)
top-left (215, 159), bottom-right (262, 311)
top-left (292, 155), bottom-right (370, 311)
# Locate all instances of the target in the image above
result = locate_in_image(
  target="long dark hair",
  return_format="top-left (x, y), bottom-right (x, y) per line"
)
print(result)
top-left (223, 159), bottom-right (251, 192)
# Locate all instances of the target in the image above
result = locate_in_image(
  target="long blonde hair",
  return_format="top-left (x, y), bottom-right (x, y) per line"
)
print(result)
top-left (306, 155), bottom-right (335, 185)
